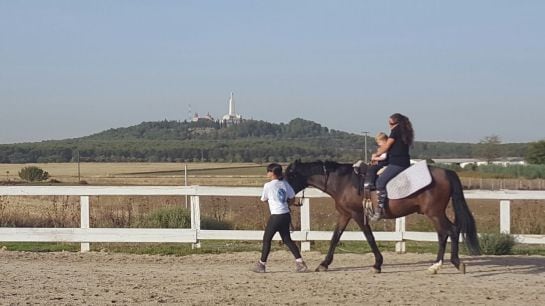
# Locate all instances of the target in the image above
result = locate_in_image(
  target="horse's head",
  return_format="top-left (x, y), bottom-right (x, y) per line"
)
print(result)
top-left (287, 159), bottom-right (358, 194)
top-left (286, 159), bottom-right (342, 193)
top-left (285, 159), bottom-right (311, 194)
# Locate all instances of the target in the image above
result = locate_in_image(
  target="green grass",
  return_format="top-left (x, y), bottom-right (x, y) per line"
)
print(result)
top-left (0, 242), bottom-right (80, 252)
top-left (2, 240), bottom-right (545, 256)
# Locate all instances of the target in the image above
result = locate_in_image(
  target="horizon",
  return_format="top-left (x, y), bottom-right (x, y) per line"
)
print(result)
top-left (1, 1), bottom-right (544, 144)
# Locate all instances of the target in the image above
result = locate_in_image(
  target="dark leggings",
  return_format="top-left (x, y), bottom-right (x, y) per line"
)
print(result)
top-left (260, 213), bottom-right (302, 263)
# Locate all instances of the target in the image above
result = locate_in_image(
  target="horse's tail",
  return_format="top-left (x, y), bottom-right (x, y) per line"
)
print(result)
top-left (446, 169), bottom-right (481, 255)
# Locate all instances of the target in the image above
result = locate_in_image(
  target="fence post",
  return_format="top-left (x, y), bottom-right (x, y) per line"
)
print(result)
top-left (80, 196), bottom-right (90, 252)
top-left (191, 195), bottom-right (201, 249)
top-left (395, 217), bottom-right (406, 253)
top-left (300, 198), bottom-right (311, 252)
top-left (500, 200), bottom-right (511, 234)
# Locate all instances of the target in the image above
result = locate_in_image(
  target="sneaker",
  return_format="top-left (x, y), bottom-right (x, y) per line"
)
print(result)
top-left (252, 261), bottom-right (266, 273)
top-left (295, 261), bottom-right (308, 273)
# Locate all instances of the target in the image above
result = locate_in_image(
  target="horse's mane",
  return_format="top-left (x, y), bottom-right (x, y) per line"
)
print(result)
top-left (324, 160), bottom-right (354, 176)
top-left (298, 160), bottom-right (354, 177)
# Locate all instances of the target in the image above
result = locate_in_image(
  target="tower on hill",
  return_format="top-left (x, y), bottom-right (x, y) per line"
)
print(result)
top-left (221, 92), bottom-right (242, 126)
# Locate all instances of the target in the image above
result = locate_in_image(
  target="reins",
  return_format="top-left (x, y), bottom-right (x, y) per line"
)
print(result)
top-left (322, 162), bottom-right (330, 192)
top-left (289, 189), bottom-right (304, 232)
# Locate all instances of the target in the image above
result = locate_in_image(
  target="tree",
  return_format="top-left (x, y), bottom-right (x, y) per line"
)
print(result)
top-left (526, 140), bottom-right (545, 164)
top-left (474, 135), bottom-right (502, 164)
top-left (18, 166), bottom-right (49, 182)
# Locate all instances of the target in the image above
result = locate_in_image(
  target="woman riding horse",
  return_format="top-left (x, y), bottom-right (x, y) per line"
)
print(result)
top-left (366, 113), bottom-right (414, 221)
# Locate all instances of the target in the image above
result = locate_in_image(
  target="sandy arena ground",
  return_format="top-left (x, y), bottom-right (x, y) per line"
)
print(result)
top-left (1, 250), bottom-right (544, 305)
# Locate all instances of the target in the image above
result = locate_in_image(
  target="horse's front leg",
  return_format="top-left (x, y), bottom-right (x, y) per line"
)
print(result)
top-left (353, 213), bottom-right (383, 273)
top-left (317, 214), bottom-right (351, 272)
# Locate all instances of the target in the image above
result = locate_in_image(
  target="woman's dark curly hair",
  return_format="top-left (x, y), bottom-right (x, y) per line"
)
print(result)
top-left (390, 113), bottom-right (414, 146)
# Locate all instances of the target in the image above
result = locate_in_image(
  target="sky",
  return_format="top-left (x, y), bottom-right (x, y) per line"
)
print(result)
top-left (1, 1), bottom-right (544, 144)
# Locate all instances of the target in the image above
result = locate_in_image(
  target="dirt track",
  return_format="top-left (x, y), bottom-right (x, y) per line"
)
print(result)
top-left (1, 250), bottom-right (544, 305)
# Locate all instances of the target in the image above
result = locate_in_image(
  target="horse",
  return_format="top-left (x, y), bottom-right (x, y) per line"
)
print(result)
top-left (285, 160), bottom-right (480, 274)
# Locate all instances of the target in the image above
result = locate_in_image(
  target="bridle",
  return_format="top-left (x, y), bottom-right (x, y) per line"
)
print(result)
top-left (292, 161), bottom-right (330, 206)
top-left (322, 161), bottom-right (330, 192)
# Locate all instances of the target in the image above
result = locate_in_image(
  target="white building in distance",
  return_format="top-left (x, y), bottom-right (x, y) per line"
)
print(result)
top-left (221, 92), bottom-right (242, 126)
top-left (191, 112), bottom-right (214, 122)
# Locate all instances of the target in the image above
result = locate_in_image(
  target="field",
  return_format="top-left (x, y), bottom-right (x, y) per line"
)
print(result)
top-left (0, 162), bottom-right (267, 186)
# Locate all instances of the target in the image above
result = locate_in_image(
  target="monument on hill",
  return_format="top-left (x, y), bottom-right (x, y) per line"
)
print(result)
top-left (221, 92), bottom-right (242, 126)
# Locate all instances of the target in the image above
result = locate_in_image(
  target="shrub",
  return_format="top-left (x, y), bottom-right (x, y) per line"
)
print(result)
top-left (135, 206), bottom-right (233, 230)
top-left (136, 207), bottom-right (192, 228)
top-left (18, 166), bottom-right (49, 182)
top-left (480, 233), bottom-right (516, 255)
top-left (201, 218), bottom-right (233, 230)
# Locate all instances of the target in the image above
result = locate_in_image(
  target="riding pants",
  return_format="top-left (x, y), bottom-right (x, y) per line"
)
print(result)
top-left (376, 164), bottom-right (408, 193)
top-left (260, 213), bottom-right (302, 263)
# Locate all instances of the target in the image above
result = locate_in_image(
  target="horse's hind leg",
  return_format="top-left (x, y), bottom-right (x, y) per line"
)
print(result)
top-left (317, 214), bottom-right (351, 272)
top-left (427, 216), bottom-right (451, 274)
top-left (353, 213), bottom-right (383, 273)
top-left (449, 223), bottom-right (465, 274)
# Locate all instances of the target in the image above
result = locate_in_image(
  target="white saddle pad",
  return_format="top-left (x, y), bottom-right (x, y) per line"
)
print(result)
top-left (386, 160), bottom-right (432, 199)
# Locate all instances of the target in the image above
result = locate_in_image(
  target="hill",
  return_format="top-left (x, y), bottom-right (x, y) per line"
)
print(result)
top-left (0, 118), bottom-right (529, 163)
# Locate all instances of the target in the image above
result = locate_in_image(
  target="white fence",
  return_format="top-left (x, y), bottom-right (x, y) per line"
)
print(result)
top-left (1, 186), bottom-right (545, 253)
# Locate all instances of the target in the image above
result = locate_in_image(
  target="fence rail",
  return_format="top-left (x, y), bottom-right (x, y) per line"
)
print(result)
top-left (1, 186), bottom-right (545, 252)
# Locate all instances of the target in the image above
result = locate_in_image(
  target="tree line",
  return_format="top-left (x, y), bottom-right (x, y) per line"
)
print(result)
top-left (0, 118), bottom-right (540, 164)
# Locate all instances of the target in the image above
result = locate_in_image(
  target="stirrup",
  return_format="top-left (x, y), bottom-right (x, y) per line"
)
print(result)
top-left (370, 208), bottom-right (384, 221)
top-left (364, 184), bottom-right (376, 191)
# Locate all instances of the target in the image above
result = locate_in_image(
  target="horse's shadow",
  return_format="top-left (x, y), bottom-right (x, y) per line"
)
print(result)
top-left (462, 255), bottom-right (545, 276)
top-left (323, 256), bottom-right (545, 276)
top-left (324, 260), bottom-right (439, 274)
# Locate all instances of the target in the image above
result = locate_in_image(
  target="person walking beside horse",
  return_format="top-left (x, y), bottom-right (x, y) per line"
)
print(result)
top-left (369, 113), bottom-right (414, 221)
top-left (252, 163), bottom-right (308, 273)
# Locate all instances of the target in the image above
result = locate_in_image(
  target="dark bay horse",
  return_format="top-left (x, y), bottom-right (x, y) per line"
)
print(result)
top-left (285, 160), bottom-right (480, 274)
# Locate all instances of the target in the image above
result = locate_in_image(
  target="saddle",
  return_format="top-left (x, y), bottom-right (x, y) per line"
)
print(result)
top-left (352, 160), bottom-right (367, 195)
top-left (386, 160), bottom-right (431, 199)
top-left (362, 160), bottom-right (432, 218)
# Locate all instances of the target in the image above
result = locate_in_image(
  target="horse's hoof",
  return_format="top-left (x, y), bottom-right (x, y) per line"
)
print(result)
top-left (458, 263), bottom-right (466, 274)
top-left (315, 265), bottom-right (328, 272)
top-left (427, 267), bottom-right (438, 275)
top-left (372, 267), bottom-right (381, 274)
top-left (427, 261), bottom-right (442, 275)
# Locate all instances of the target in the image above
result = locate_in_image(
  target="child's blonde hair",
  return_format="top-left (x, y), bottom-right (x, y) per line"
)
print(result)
top-left (375, 132), bottom-right (388, 142)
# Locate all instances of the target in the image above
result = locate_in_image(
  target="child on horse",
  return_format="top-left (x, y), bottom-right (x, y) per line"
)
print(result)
top-left (363, 132), bottom-right (389, 191)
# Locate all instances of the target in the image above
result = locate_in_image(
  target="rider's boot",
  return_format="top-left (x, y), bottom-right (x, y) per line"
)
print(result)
top-left (363, 171), bottom-right (376, 192)
top-left (371, 190), bottom-right (387, 221)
